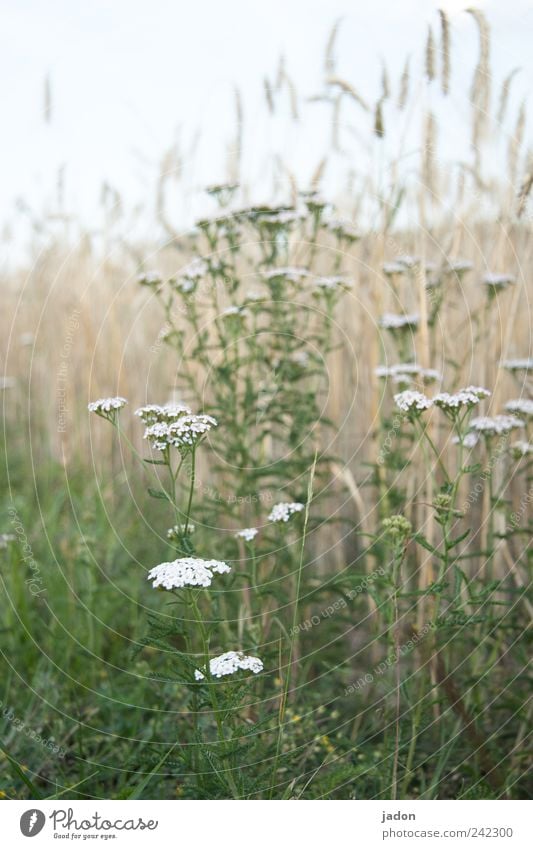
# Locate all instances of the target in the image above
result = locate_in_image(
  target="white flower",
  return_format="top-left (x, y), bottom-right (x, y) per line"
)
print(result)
top-left (291, 351), bottom-right (310, 368)
top-left (375, 363), bottom-right (442, 384)
top-left (194, 650), bottom-right (263, 681)
top-left (505, 399), bottom-right (533, 418)
top-left (245, 290), bottom-right (263, 302)
top-left (433, 386), bottom-right (490, 412)
top-left (313, 275), bottom-right (352, 291)
top-left (452, 432), bottom-right (480, 448)
top-left (469, 415), bottom-right (525, 436)
top-left (167, 524), bottom-right (195, 539)
top-left (394, 390), bottom-right (433, 413)
top-left (382, 262), bottom-right (407, 276)
top-left (182, 257), bottom-right (208, 280)
top-left (135, 403), bottom-right (191, 424)
top-left (147, 557), bottom-right (230, 590)
top-left (261, 266), bottom-right (309, 282)
top-left (511, 440), bottom-right (533, 456)
top-left (482, 272), bottom-right (515, 291)
top-left (235, 528), bottom-right (258, 542)
top-left (446, 259), bottom-right (473, 275)
top-left (88, 397), bottom-right (127, 415)
top-left (326, 219), bottom-right (359, 240)
top-left (222, 305), bottom-right (248, 318)
top-left (144, 413), bottom-right (217, 452)
top-left (379, 313), bottom-right (420, 330)
top-left (268, 502), bottom-right (305, 523)
top-left (0, 533), bottom-right (16, 549)
top-left (395, 255), bottom-right (420, 269)
top-left (500, 358), bottom-right (533, 372)
top-left (176, 277), bottom-right (196, 294)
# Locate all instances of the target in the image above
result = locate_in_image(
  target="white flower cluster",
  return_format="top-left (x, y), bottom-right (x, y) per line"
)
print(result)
top-left (469, 415), bottom-right (525, 436)
top-left (452, 432), bottom-right (480, 448)
top-left (446, 259), bottom-right (474, 275)
top-left (380, 313), bottom-right (420, 330)
top-left (235, 528), bottom-right (258, 542)
top-left (268, 502), bottom-right (305, 523)
top-left (500, 358), bottom-right (533, 372)
top-left (505, 399), bottom-right (533, 418)
top-left (167, 523), bottom-right (195, 540)
top-left (326, 219), bottom-right (359, 240)
top-left (375, 363), bottom-right (442, 384)
top-left (144, 413), bottom-right (217, 453)
top-left (313, 275), bottom-right (352, 291)
top-left (222, 305), bottom-right (248, 318)
top-left (147, 557), bottom-right (230, 590)
top-left (482, 272), bottom-right (515, 291)
top-left (194, 650), bottom-right (263, 681)
top-left (135, 403), bottom-right (191, 424)
top-left (88, 397), bottom-right (127, 415)
top-left (175, 257), bottom-right (208, 293)
top-left (261, 266), bottom-right (309, 282)
top-left (512, 440), bottom-right (533, 456)
top-left (394, 390), bottom-right (433, 413)
top-left (291, 351), bottom-right (310, 368)
top-left (433, 386), bottom-right (491, 412)
top-left (382, 262), bottom-right (406, 276)
top-left (395, 255), bottom-right (420, 269)
top-left (182, 257), bottom-right (208, 280)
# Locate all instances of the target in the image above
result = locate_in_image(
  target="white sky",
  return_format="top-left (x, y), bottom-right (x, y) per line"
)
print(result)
top-left (1, 0), bottom-right (532, 251)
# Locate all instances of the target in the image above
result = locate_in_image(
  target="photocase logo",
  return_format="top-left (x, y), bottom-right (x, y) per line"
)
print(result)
top-left (20, 809), bottom-right (46, 837)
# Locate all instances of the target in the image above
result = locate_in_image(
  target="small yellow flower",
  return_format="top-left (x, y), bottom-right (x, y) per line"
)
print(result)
top-left (320, 735), bottom-right (335, 754)
top-left (291, 714), bottom-right (302, 723)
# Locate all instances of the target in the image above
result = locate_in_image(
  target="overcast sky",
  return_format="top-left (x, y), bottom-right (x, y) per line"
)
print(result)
top-left (1, 0), bottom-right (532, 252)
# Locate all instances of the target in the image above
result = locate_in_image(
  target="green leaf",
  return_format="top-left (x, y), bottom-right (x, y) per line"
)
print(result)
top-left (147, 487), bottom-right (170, 500)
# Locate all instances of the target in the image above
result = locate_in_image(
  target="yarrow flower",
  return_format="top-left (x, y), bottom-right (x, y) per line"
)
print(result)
top-left (194, 650), bottom-right (263, 681)
top-left (382, 262), bottom-right (407, 276)
top-left (326, 218), bottom-right (360, 241)
top-left (505, 399), bottom-right (533, 418)
top-left (221, 305), bottom-right (248, 318)
top-left (469, 415), bottom-right (525, 436)
top-left (261, 266), bottom-right (309, 283)
top-left (511, 440), bottom-right (533, 457)
top-left (268, 502), bottom-right (305, 523)
top-left (167, 524), bottom-right (195, 540)
top-left (433, 386), bottom-right (491, 413)
top-left (313, 275), bottom-right (352, 292)
top-left (88, 397), bottom-right (127, 418)
top-left (394, 390), bottom-right (433, 414)
top-left (379, 313), bottom-right (420, 331)
top-left (452, 432), bottom-right (480, 448)
top-left (235, 528), bottom-right (258, 542)
top-left (135, 403), bottom-right (191, 424)
top-left (445, 259), bottom-right (474, 275)
top-left (147, 557), bottom-right (230, 590)
top-left (143, 414), bottom-right (217, 453)
top-left (482, 272), bottom-right (515, 293)
top-left (375, 363), bottom-right (442, 384)
top-left (499, 358), bottom-right (533, 372)
top-left (395, 255), bottom-right (420, 269)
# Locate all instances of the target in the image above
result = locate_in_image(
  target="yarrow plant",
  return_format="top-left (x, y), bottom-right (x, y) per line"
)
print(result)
top-left (268, 501), bottom-right (305, 523)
